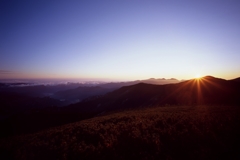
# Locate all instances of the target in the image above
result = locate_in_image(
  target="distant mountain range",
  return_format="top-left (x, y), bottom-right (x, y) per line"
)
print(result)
top-left (52, 78), bottom-right (181, 103)
top-left (0, 78), bottom-right (181, 105)
top-left (98, 78), bottom-right (180, 88)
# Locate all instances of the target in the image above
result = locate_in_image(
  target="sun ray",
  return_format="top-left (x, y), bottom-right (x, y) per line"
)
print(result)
top-left (196, 78), bottom-right (204, 104)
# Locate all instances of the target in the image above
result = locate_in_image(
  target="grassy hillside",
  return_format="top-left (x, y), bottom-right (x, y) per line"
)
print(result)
top-left (1, 105), bottom-right (240, 159)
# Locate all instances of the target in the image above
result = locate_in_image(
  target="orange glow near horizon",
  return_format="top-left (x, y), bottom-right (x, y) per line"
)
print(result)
top-left (0, 71), bottom-right (238, 82)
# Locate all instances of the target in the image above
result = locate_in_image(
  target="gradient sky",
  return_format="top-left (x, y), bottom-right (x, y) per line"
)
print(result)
top-left (1, 0), bottom-right (240, 81)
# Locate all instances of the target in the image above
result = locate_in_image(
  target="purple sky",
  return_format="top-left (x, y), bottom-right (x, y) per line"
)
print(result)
top-left (1, 0), bottom-right (240, 81)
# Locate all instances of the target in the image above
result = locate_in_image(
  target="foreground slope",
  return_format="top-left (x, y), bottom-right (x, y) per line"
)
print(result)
top-left (1, 105), bottom-right (240, 159)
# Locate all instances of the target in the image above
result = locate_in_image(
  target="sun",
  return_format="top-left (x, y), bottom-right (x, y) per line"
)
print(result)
top-left (194, 74), bottom-right (202, 79)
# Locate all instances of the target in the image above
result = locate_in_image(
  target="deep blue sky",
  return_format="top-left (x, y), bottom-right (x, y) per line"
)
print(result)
top-left (1, 0), bottom-right (240, 81)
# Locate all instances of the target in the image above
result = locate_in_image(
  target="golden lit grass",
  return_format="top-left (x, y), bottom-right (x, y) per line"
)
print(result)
top-left (1, 105), bottom-right (240, 159)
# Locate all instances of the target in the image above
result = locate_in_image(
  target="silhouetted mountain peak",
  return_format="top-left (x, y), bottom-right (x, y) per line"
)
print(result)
top-left (201, 76), bottom-right (228, 83)
top-left (202, 75), bottom-right (218, 79)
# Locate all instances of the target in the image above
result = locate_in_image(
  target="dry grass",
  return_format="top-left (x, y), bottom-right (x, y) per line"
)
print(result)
top-left (1, 105), bottom-right (240, 160)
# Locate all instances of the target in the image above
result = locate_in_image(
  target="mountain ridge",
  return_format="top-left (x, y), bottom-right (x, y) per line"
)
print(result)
top-left (66, 76), bottom-right (240, 113)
